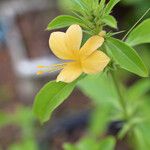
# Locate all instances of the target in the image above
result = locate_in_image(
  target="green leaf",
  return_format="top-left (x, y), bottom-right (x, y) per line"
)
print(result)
top-left (127, 79), bottom-right (150, 101)
top-left (64, 138), bottom-right (99, 150)
top-left (78, 74), bottom-right (118, 105)
top-left (105, 37), bottom-right (148, 77)
top-left (104, 0), bottom-right (120, 15)
top-left (139, 124), bottom-right (150, 148)
top-left (99, 0), bottom-right (106, 10)
top-left (33, 81), bottom-right (76, 123)
top-left (72, 0), bottom-right (88, 10)
top-left (63, 143), bottom-right (77, 150)
top-left (132, 127), bottom-right (150, 150)
top-left (103, 15), bottom-right (117, 28)
top-left (47, 15), bottom-right (85, 31)
top-left (9, 140), bottom-right (37, 150)
top-left (77, 137), bottom-right (100, 150)
top-left (118, 117), bottom-right (143, 139)
top-left (64, 136), bottom-right (116, 150)
top-left (126, 19), bottom-right (150, 46)
top-left (93, 0), bottom-right (99, 5)
top-left (71, 0), bottom-right (91, 16)
top-left (99, 137), bottom-right (116, 150)
top-left (89, 104), bottom-right (112, 136)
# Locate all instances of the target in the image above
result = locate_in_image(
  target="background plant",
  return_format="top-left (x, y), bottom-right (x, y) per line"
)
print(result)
top-left (0, 106), bottom-right (37, 150)
top-left (33, 0), bottom-right (150, 149)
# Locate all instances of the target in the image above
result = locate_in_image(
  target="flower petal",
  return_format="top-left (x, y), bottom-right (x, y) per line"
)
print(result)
top-left (49, 32), bottom-right (74, 60)
top-left (80, 36), bottom-right (104, 59)
top-left (56, 62), bottom-right (82, 83)
top-left (66, 24), bottom-right (82, 51)
top-left (82, 50), bottom-right (110, 74)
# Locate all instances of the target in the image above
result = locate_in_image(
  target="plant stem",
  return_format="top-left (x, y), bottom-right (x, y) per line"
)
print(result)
top-left (122, 8), bottom-right (150, 41)
top-left (110, 71), bottom-right (128, 120)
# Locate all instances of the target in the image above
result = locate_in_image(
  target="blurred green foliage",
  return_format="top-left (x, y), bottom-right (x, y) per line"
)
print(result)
top-left (9, 140), bottom-right (37, 150)
top-left (64, 137), bottom-right (115, 150)
top-left (0, 106), bottom-right (37, 150)
top-left (78, 72), bottom-right (150, 149)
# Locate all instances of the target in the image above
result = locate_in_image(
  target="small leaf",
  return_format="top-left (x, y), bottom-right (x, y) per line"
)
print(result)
top-left (93, 0), bottom-right (99, 5)
top-left (99, 0), bottom-right (106, 10)
top-left (33, 81), bottom-right (76, 123)
top-left (89, 104), bottom-right (112, 136)
top-left (63, 143), bottom-right (77, 150)
top-left (47, 15), bottom-right (85, 31)
top-left (105, 37), bottom-right (148, 77)
top-left (118, 124), bottom-right (131, 139)
top-left (72, 0), bottom-right (83, 8)
top-left (99, 137), bottom-right (116, 150)
top-left (126, 19), bottom-right (150, 46)
top-left (104, 0), bottom-right (120, 15)
top-left (103, 15), bottom-right (117, 28)
top-left (77, 138), bottom-right (97, 150)
top-left (71, 0), bottom-right (90, 16)
top-left (72, 0), bottom-right (88, 10)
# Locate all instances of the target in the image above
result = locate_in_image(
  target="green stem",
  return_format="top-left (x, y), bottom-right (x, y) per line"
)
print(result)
top-left (122, 8), bottom-right (150, 41)
top-left (110, 71), bottom-right (128, 120)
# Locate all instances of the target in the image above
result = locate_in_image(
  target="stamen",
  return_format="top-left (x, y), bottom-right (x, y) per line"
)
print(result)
top-left (36, 71), bottom-right (44, 75)
top-left (37, 65), bottom-right (48, 68)
top-left (48, 66), bottom-right (62, 73)
top-left (53, 63), bottom-right (67, 67)
top-left (36, 63), bottom-right (67, 75)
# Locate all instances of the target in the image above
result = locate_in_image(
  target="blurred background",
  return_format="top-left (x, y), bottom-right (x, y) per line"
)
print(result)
top-left (0, 0), bottom-right (149, 150)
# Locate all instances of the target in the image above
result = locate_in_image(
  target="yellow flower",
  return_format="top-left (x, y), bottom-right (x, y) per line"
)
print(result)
top-left (37, 24), bottom-right (110, 83)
